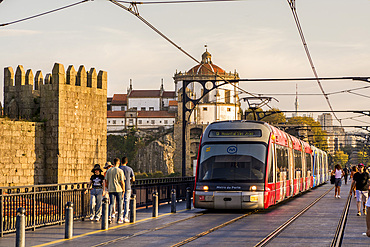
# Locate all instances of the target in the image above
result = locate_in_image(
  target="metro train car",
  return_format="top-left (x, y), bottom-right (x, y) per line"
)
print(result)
top-left (194, 120), bottom-right (328, 210)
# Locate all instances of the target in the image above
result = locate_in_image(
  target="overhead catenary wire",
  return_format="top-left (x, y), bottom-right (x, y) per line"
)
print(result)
top-left (0, 0), bottom-right (91, 27)
top-left (286, 0), bottom-right (342, 126)
top-left (116, 0), bottom-right (244, 4)
top-left (108, 0), bottom-right (276, 119)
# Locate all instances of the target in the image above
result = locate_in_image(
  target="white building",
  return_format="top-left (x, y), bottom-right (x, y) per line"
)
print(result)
top-left (173, 49), bottom-right (241, 124)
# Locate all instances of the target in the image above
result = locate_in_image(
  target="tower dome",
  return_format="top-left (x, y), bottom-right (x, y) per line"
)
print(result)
top-left (187, 49), bottom-right (225, 75)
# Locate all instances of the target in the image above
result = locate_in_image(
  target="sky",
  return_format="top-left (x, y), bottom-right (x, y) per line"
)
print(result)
top-left (1, 0), bottom-right (370, 130)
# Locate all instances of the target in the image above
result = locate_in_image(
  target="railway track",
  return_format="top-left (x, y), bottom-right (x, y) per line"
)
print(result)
top-left (91, 184), bottom-right (335, 247)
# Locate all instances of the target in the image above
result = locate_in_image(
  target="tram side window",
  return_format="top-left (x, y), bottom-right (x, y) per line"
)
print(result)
top-left (294, 150), bottom-right (302, 179)
top-left (276, 145), bottom-right (289, 182)
top-left (268, 145), bottom-right (274, 183)
top-left (306, 153), bottom-right (312, 177)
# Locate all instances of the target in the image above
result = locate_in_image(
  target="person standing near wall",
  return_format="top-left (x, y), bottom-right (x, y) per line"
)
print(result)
top-left (85, 164), bottom-right (105, 221)
top-left (105, 158), bottom-right (125, 224)
top-left (119, 156), bottom-right (135, 223)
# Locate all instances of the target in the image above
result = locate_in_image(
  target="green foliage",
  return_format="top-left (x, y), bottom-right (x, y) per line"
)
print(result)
top-left (357, 150), bottom-right (370, 166)
top-left (333, 150), bottom-right (348, 167)
top-left (244, 107), bottom-right (286, 125)
top-left (107, 129), bottom-right (143, 170)
top-left (287, 116), bottom-right (328, 151)
top-left (153, 171), bottom-right (164, 178)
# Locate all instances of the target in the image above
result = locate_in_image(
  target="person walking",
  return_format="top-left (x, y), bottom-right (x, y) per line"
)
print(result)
top-left (119, 156), bottom-right (135, 223)
top-left (350, 166), bottom-right (358, 198)
top-left (85, 164), bottom-right (105, 221)
top-left (351, 163), bottom-right (370, 216)
top-left (105, 158), bottom-right (126, 224)
top-left (332, 164), bottom-right (344, 198)
top-left (343, 166), bottom-right (349, 185)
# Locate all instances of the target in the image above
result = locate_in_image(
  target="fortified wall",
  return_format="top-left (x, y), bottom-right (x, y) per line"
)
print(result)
top-left (1, 63), bottom-right (107, 186)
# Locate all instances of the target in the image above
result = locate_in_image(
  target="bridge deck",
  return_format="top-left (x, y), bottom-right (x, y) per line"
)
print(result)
top-left (0, 182), bottom-right (369, 247)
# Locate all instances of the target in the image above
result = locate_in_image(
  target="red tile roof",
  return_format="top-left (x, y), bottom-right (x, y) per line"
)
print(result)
top-left (107, 111), bottom-right (125, 118)
top-left (187, 63), bottom-right (225, 75)
top-left (111, 94), bottom-right (127, 105)
top-left (169, 100), bottom-right (178, 106)
top-left (162, 91), bottom-right (176, 98)
top-left (138, 111), bottom-right (175, 118)
top-left (129, 90), bottom-right (161, 98)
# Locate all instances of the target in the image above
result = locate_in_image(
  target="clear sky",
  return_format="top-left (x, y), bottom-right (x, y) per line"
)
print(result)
top-left (1, 0), bottom-right (370, 128)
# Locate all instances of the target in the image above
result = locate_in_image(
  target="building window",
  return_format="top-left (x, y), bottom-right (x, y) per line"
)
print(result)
top-left (138, 120), bottom-right (142, 124)
top-left (227, 108), bottom-right (231, 112)
top-left (225, 90), bottom-right (231, 103)
top-left (160, 121), bottom-right (162, 123)
top-left (147, 121), bottom-right (149, 123)
top-left (129, 114), bottom-right (133, 117)
top-left (141, 107), bottom-right (146, 111)
top-left (203, 107), bottom-right (207, 111)
top-left (151, 120), bottom-right (155, 124)
top-left (164, 120), bottom-right (168, 124)
top-left (121, 121), bottom-right (123, 123)
top-left (121, 106), bottom-right (125, 111)
top-left (133, 107), bottom-right (137, 111)
top-left (113, 120), bottom-right (116, 124)
top-left (129, 119), bottom-right (133, 124)
top-left (149, 107), bottom-right (154, 111)
top-left (108, 121), bottom-right (110, 123)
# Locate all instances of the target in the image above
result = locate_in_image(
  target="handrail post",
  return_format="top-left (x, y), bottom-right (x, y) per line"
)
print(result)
top-left (101, 198), bottom-right (109, 230)
top-left (186, 187), bottom-right (191, 210)
top-left (130, 194), bottom-right (136, 223)
top-left (65, 202), bottom-right (73, 239)
top-left (171, 189), bottom-right (176, 213)
top-left (152, 192), bottom-right (158, 217)
top-left (0, 189), bottom-right (3, 238)
top-left (59, 185), bottom-right (63, 225)
top-left (15, 207), bottom-right (26, 247)
top-left (32, 186), bottom-right (36, 231)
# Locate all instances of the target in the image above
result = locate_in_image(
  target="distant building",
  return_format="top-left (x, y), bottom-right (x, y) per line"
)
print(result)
top-left (317, 113), bottom-right (347, 154)
top-left (107, 82), bottom-right (176, 133)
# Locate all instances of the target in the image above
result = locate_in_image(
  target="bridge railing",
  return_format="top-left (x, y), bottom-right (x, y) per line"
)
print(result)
top-left (0, 177), bottom-right (195, 237)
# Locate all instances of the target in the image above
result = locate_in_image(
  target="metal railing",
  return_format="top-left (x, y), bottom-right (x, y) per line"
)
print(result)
top-left (0, 177), bottom-right (195, 237)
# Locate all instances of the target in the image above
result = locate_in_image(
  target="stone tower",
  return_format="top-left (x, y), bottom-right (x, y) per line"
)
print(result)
top-left (3, 63), bottom-right (107, 184)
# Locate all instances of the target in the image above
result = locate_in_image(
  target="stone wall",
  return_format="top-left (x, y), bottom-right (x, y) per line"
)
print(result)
top-left (0, 119), bottom-right (45, 186)
top-left (134, 133), bottom-right (175, 174)
top-left (2, 63), bottom-right (107, 186)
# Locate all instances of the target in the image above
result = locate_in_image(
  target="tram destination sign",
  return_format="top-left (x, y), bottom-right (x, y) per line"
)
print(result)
top-left (209, 129), bottom-right (262, 138)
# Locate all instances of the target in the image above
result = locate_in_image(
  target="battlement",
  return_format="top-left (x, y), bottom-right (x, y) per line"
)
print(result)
top-left (4, 63), bottom-right (107, 90)
top-left (3, 63), bottom-right (107, 120)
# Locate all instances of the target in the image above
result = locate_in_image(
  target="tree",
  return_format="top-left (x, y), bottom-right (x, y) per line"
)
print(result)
top-left (244, 107), bottom-right (286, 124)
top-left (287, 116), bottom-right (328, 151)
top-left (357, 150), bottom-right (370, 166)
top-left (333, 150), bottom-right (348, 167)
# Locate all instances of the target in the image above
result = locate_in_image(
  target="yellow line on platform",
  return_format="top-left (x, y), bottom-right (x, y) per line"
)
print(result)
top-left (32, 209), bottom-right (188, 247)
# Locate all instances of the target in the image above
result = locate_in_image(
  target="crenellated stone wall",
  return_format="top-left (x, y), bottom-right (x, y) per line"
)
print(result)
top-left (2, 63), bottom-right (107, 186)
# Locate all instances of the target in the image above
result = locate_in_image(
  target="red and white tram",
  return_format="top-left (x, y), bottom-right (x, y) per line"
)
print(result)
top-left (194, 120), bottom-right (328, 210)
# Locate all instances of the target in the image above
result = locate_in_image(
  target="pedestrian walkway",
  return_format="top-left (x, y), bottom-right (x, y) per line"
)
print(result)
top-left (1, 182), bottom-right (370, 247)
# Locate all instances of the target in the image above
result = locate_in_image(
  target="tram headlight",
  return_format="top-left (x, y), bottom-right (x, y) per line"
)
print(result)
top-left (203, 185), bottom-right (209, 191)
top-left (250, 185), bottom-right (257, 191)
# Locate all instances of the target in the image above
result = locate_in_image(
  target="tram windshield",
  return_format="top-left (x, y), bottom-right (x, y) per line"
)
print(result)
top-left (198, 143), bottom-right (266, 183)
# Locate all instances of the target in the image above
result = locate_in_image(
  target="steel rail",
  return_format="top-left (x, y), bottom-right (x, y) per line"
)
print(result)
top-left (171, 211), bottom-right (256, 247)
top-left (330, 191), bottom-right (352, 247)
top-left (91, 212), bottom-right (205, 246)
top-left (254, 185), bottom-right (334, 247)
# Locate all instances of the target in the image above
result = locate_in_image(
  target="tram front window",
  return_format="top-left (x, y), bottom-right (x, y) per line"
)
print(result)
top-left (198, 144), bottom-right (266, 183)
